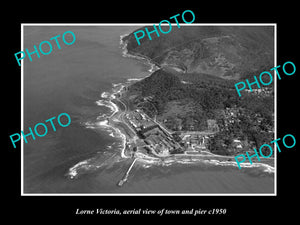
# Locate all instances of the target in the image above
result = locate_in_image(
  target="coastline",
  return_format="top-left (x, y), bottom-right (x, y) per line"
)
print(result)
top-left (100, 33), bottom-right (275, 173)
top-left (67, 33), bottom-right (275, 180)
top-left (120, 33), bottom-right (160, 74)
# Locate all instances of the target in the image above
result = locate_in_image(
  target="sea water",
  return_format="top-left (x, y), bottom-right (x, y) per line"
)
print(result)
top-left (23, 26), bottom-right (274, 194)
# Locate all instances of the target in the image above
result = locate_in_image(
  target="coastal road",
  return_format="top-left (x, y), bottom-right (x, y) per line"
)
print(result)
top-left (112, 95), bottom-right (137, 137)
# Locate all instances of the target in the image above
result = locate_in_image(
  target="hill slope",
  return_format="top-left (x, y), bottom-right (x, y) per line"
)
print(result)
top-left (123, 26), bottom-right (275, 156)
top-left (124, 26), bottom-right (274, 79)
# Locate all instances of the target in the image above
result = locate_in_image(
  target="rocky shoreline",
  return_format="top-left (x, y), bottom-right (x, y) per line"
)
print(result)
top-left (65, 32), bottom-right (275, 181)
top-left (105, 33), bottom-right (275, 173)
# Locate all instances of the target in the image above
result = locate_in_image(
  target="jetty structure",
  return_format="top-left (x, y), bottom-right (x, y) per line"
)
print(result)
top-left (117, 157), bottom-right (138, 187)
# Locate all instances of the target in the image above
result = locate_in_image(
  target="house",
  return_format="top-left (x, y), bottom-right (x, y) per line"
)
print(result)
top-left (233, 139), bottom-right (243, 149)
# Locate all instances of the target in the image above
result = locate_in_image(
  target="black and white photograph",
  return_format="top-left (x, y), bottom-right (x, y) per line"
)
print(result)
top-left (21, 24), bottom-right (276, 195)
top-left (5, 4), bottom-right (298, 222)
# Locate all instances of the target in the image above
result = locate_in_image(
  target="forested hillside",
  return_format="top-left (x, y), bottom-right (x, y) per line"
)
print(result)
top-left (124, 26), bottom-right (274, 80)
top-left (124, 26), bottom-right (275, 156)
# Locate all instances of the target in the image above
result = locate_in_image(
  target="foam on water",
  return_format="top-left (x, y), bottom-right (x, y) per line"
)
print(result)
top-left (70, 32), bottom-right (275, 187)
top-left (66, 151), bottom-right (125, 179)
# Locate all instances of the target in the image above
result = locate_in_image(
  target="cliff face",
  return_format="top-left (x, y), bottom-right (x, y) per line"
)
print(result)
top-left (124, 26), bottom-right (274, 79)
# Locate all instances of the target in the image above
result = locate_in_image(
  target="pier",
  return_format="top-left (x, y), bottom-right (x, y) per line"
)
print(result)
top-left (117, 158), bottom-right (138, 187)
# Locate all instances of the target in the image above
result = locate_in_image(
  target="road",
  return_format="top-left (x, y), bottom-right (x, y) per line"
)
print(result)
top-left (115, 97), bottom-right (137, 136)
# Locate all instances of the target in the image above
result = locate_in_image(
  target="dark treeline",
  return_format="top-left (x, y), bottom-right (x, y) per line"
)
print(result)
top-left (128, 69), bottom-right (274, 155)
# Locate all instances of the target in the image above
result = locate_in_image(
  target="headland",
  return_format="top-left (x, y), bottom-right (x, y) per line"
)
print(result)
top-left (101, 34), bottom-right (275, 180)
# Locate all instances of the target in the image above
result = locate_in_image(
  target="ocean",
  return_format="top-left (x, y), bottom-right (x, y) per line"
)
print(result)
top-left (23, 25), bottom-right (274, 194)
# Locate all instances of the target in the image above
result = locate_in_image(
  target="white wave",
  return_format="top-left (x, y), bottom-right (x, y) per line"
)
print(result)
top-left (127, 78), bottom-right (143, 82)
top-left (95, 100), bottom-right (117, 113)
top-left (97, 119), bottom-right (109, 127)
top-left (108, 130), bottom-right (116, 137)
top-left (83, 119), bottom-right (115, 132)
top-left (82, 121), bottom-right (96, 129)
top-left (261, 164), bottom-right (275, 173)
top-left (204, 159), bottom-right (275, 173)
top-left (96, 114), bottom-right (108, 120)
top-left (120, 33), bottom-right (129, 47)
top-left (101, 92), bottom-right (111, 99)
top-left (142, 164), bottom-right (153, 168)
top-left (112, 83), bottom-right (123, 88)
top-left (112, 84), bottom-right (125, 92)
top-left (110, 102), bottom-right (119, 115)
top-left (95, 99), bottom-right (109, 106)
top-left (120, 34), bottom-right (129, 56)
top-left (148, 156), bottom-right (275, 175)
top-left (67, 159), bottom-right (92, 179)
top-left (67, 153), bottom-right (119, 179)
